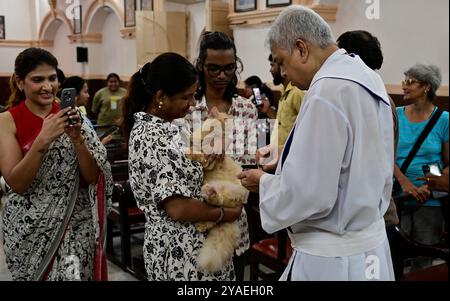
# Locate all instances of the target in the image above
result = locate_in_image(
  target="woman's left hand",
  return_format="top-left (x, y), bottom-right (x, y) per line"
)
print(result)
top-left (415, 185), bottom-right (431, 204)
top-left (65, 109), bottom-right (82, 142)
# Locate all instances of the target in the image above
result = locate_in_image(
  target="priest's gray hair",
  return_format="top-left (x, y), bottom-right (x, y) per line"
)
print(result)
top-left (266, 5), bottom-right (336, 53)
top-left (405, 64), bottom-right (442, 100)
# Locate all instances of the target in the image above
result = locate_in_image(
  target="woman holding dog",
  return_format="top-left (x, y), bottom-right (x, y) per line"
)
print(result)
top-left (122, 52), bottom-right (242, 281)
top-left (179, 32), bottom-right (258, 280)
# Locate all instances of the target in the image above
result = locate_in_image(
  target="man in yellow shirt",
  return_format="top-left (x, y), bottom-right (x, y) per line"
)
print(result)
top-left (258, 55), bottom-right (305, 170)
top-left (275, 81), bottom-right (304, 146)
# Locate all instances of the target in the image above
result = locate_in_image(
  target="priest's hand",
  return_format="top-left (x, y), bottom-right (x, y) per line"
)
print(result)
top-left (237, 169), bottom-right (266, 193)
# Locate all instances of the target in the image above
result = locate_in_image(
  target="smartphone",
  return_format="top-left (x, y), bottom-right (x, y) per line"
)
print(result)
top-left (60, 88), bottom-right (76, 111)
top-left (241, 164), bottom-right (258, 170)
top-left (422, 163), bottom-right (442, 177)
top-left (252, 87), bottom-right (264, 108)
top-left (422, 163), bottom-right (447, 199)
top-left (100, 126), bottom-right (120, 140)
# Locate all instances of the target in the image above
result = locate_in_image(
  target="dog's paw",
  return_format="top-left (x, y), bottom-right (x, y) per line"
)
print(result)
top-left (196, 221), bottom-right (215, 232)
top-left (202, 183), bottom-right (217, 199)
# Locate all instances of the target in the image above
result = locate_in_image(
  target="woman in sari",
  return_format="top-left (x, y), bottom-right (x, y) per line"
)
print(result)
top-left (0, 48), bottom-right (112, 281)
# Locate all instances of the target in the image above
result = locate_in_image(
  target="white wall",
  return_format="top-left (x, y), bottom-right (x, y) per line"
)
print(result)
top-left (52, 22), bottom-right (76, 74)
top-left (0, 0), bottom-right (34, 75)
top-left (331, 0), bottom-right (449, 86)
top-left (2, 0), bottom-right (448, 86)
top-left (234, 25), bottom-right (272, 83)
top-left (101, 13), bottom-right (137, 77)
top-left (0, 0), bottom-right (33, 40)
top-left (187, 2), bottom-right (206, 62)
top-left (234, 0), bottom-right (449, 86)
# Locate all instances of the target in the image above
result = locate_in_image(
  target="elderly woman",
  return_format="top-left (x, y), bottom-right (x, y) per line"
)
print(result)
top-left (394, 64), bottom-right (449, 271)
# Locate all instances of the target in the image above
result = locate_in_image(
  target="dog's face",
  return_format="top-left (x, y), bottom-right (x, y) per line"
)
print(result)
top-left (194, 108), bottom-right (231, 156)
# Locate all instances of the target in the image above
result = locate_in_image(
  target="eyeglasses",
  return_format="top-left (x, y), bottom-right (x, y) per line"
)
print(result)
top-left (401, 79), bottom-right (420, 86)
top-left (204, 64), bottom-right (237, 77)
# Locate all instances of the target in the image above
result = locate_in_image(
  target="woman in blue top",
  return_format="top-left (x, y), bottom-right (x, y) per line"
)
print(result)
top-left (394, 64), bottom-right (449, 271)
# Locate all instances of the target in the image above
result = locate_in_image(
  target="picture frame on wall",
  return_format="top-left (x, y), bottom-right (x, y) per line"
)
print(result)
top-left (124, 0), bottom-right (136, 27)
top-left (0, 16), bottom-right (5, 40)
top-left (234, 0), bottom-right (257, 12)
top-left (266, 0), bottom-right (292, 8)
top-left (141, 0), bottom-right (153, 11)
top-left (73, 6), bottom-right (82, 34)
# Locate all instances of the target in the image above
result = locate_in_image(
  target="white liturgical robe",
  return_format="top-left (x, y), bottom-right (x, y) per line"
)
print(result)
top-left (259, 49), bottom-right (395, 281)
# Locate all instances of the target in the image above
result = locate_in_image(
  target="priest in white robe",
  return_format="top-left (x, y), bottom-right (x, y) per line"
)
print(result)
top-left (238, 5), bottom-right (395, 281)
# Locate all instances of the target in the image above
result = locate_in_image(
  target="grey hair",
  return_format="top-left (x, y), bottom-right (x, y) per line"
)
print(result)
top-left (404, 64), bottom-right (442, 100)
top-left (266, 5), bottom-right (336, 53)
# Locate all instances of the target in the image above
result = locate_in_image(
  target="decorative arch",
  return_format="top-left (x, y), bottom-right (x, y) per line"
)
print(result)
top-left (84, 0), bottom-right (124, 35)
top-left (38, 9), bottom-right (74, 41)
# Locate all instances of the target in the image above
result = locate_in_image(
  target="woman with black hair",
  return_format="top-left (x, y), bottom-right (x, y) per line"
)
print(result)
top-left (0, 48), bottom-right (112, 281)
top-left (182, 31), bottom-right (255, 280)
top-left (122, 52), bottom-right (242, 281)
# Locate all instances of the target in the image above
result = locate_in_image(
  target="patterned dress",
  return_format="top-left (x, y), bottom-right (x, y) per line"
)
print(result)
top-left (128, 112), bottom-right (235, 281)
top-left (176, 95), bottom-right (257, 255)
top-left (2, 109), bottom-right (112, 281)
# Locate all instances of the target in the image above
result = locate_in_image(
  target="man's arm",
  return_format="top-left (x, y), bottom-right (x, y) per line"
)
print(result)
top-left (258, 97), bottom-right (348, 233)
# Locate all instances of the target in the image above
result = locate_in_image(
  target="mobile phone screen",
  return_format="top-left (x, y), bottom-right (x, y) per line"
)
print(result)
top-left (423, 163), bottom-right (442, 176)
top-left (252, 87), bottom-right (263, 107)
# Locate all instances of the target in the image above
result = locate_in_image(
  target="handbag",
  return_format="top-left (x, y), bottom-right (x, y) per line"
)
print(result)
top-left (392, 108), bottom-right (443, 195)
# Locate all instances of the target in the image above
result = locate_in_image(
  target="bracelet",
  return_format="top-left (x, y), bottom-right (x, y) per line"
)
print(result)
top-left (215, 207), bottom-right (224, 224)
top-left (72, 136), bottom-right (85, 147)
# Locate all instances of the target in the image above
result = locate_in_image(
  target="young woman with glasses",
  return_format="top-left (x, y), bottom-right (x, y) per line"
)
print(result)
top-left (179, 31), bottom-right (257, 280)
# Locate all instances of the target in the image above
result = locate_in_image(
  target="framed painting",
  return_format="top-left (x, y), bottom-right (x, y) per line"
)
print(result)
top-left (0, 16), bottom-right (5, 39)
top-left (124, 0), bottom-right (137, 27)
top-left (73, 5), bottom-right (82, 34)
top-left (235, 0), bottom-right (257, 12)
top-left (266, 0), bottom-right (292, 8)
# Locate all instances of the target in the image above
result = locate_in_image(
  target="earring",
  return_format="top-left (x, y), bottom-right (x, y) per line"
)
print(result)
top-left (158, 101), bottom-right (164, 109)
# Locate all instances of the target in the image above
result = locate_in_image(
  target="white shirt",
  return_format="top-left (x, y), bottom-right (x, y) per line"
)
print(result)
top-left (260, 49), bottom-right (394, 238)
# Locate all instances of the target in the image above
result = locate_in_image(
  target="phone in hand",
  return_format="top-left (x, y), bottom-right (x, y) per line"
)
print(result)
top-left (422, 163), bottom-right (447, 199)
top-left (60, 88), bottom-right (76, 111)
top-left (99, 126), bottom-right (120, 140)
top-left (60, 88), bottom-right (77, 125)
top-left (241, 164), bottom-right (258, 170)
top-left (422, 163), bottom-right (442, 177)
top-left (252, 87), bottom-right (264, 108)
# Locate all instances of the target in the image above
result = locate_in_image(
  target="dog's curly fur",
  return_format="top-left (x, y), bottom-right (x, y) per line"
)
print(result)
top-left (186, 110), bottom-right (248, 273)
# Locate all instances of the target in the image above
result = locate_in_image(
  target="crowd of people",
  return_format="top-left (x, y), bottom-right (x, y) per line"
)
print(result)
top-left (0, 4), bottom-right (448, 281)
